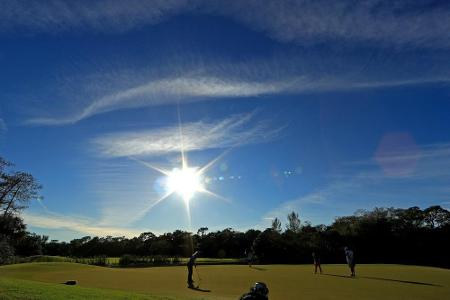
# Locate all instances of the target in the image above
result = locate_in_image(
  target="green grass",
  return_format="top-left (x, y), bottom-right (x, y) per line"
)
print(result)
top-left (0, 262), bottom-right (449, 299)
top-left (0, 277), bottom-right (177, 299)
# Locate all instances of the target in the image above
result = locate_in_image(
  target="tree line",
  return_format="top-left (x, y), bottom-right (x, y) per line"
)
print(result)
top-left (1, 156), bottom-right (449, 267)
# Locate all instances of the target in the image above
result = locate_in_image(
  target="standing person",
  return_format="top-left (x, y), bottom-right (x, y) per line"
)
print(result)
top-left (187, 251), bottom-right (199, 287)
top-left (245, 247), bottom-right (254, 267)
top-left (344, 247), bottom-right (356, 277)
top-left (312, 252), bottom-right (323, 274)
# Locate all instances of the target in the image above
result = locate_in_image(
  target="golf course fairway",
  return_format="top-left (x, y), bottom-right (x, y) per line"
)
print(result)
top-left (0, 263), bottom-right (449, 299)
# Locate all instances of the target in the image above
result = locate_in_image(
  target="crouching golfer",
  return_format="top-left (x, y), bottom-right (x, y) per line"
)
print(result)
top-left (187, 251), bottom-right (199, 287)
top-left (344, 247), bottom-right (356, 277)
top-left (239, 282), bottom-right (269, 300)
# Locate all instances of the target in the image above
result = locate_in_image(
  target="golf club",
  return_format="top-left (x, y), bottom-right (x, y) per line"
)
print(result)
top-left (195, 267), bottom-right (202, 283)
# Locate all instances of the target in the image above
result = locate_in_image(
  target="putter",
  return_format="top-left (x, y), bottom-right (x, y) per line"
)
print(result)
top-left (195, 267), bottom-right (202, 284)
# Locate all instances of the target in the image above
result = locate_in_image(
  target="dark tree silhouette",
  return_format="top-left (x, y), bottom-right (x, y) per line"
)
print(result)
top-left (1, 157), bottom-right (41, 217)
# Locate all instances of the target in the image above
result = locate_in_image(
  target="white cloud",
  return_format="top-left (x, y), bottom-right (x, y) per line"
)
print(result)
top-left (26, 75), bottom-right (294, 125)
top-left (2, 1), bottom-right (449, 49)
top-left (92, 112), bottom-right (283, 157)
top-left (23, 211), bottom-right (146, 237)
top-left (25, 69), bottom-right (450, 126)
top-left (217, 0), bottom-right (450, 48)
top-left (0, 0), bottom-right (188, 33)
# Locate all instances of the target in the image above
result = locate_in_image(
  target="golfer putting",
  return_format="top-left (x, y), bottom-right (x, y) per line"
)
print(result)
top-left (344, 247), bottom-right (356, 277)
top-left (187, 251), bottom-right (199, 288)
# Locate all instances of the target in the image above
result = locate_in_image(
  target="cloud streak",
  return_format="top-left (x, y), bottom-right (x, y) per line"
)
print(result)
top-left (25, 70), bottom-right (450, 126)
top-left (26, 76), bottom-right (293, 125)
top-left (2, 1), bottom-right (450, 49)
top-left (0, 0), bottom-right (188, 33)
top-left (23, 211), bottom-right (145, 238)
top-left (92, 112), bottom-right (283, 157)
top-left (218, 0), bottom-right (450, 48)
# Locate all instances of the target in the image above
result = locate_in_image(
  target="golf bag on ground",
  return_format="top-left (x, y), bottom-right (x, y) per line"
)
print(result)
top-left (239, 282), bottom-right (269, 300)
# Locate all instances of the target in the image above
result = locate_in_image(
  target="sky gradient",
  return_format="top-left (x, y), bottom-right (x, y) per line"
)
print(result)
top-left (1, 0), bottom-right (450, 241)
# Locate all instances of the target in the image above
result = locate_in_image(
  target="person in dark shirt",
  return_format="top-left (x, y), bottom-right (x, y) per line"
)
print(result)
top-left (187, 251), bottom-right (199, 287)
top-left (239, 282), bottom-right (269, 300)
top-left (245, 247), bottom-right (254, 267)
top-left (312, 252), bottom-right (323, 274)
top-left (344, 247), bottom-right (356, 277)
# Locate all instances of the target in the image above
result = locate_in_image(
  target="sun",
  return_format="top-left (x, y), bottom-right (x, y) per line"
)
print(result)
top-left (166, 167), bottom-right (203, 203)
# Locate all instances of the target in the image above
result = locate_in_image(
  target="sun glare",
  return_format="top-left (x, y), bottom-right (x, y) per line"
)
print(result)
top-left (166, 167), bottom-right (203, 202)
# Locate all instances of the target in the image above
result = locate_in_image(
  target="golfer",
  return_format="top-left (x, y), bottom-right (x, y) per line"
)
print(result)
top-left (245, 247), bottom-right (254, 267)
top-left (344, 247), bottom-right (356, 277)
top-left (187, 251), bottom-right (199, 287)
top-left (312, 252), bottom-right (322, 274)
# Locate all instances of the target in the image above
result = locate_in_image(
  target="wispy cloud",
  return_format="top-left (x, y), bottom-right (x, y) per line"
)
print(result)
top-left (92, 112), bottom-right (283, 157)
top-left (0, 0), bottom-right (188, 33)
top-left (263, 141), bottom-right (450, 226)
top-left (26, 75), bottom-right (294, 125)
top-left (218, 0), bottom-right (450, 48)
top-left (23, 211), bottom-right (145, 237)
top-left (25, 69), bottom-right (450, 126)
top-left (2, 1), bottom-right (450, 49)
top-left (86, 112), bottom-right (283, 227)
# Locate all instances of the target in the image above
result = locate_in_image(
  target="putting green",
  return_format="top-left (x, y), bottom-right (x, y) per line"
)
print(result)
top-left (0, 263), bottom-right (449, 299)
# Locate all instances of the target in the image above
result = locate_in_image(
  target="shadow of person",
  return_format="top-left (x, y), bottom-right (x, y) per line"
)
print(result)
top-left (251, 266), bottom-right (268, 271)
top-left (322, 273), bottom-right (352, 279)
top-left (360, 276), bottom-right (442, 287)
top-left (322, 273), bottom-right (442, 287)
top-left (188, 285), bottom-right (212, 292)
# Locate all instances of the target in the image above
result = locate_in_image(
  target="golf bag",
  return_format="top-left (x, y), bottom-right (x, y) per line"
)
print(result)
top-left (239, 282), bottom-right (269, 300)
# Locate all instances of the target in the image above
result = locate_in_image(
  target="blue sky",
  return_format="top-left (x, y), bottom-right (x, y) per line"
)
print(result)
top-left (1, 0), bottom-right (450, 241)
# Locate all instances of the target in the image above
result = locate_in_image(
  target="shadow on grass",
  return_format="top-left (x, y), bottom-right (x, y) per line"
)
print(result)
top-left (322, 273), bottom-right (442, 287)
top-left (250, 266), bottom-right (268, 271)
top-left (188, 285), bottom-right (211, 292)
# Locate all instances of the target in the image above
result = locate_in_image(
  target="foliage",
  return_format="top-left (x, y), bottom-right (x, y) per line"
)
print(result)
top-left (15, 206), bottom-right (445, 268)
top-left (0, 157), bottom-right (41, 217)
top-left (286, 211), bottom-right (301, 233)
top-left (0, 238), bottom-right (14, 264)
top-left (0, 157), bottom-right (42, 264)
top-left (74, 255), bottom-right (108, 266)
top-left (118, 255), bottom-right (177, 267)
top-left (271, 217), bottom-right (282, 233)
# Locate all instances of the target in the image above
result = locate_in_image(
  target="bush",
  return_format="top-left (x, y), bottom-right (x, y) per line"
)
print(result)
top-left (172, 256), bottom-right (181, 265)
top-left (119, 254), bottom-right (133, 267)
top-left (73, 256), bottom-right (107, 266)
top-left (119, 255), bottom-right (173, 267)
top-left (90, 255), bottom-right (107, 266)
top-left (0, 239), bottom-right (14, 265)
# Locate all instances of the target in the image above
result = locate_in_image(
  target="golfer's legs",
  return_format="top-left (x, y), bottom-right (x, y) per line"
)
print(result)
top-left (187, 266), bottom-right (193, 283)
